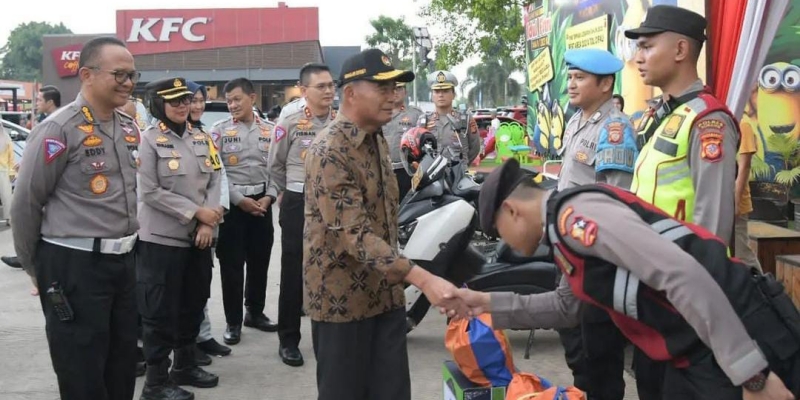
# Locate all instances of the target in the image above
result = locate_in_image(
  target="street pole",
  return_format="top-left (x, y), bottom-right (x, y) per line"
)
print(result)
top-left (412, 43), bottom-right (418, 107)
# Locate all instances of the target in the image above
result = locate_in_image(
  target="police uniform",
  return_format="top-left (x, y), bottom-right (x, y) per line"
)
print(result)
top-left (384, 82), bottom-right (423, 199)
top-left (210, 109), bottom-right (279, 341)
top-left (11, 93), bottom-right (140, 400)
top-left (268, 102), bottom-right (336, 362)
top-left (137, 78), bottom-right (221, 397)
top-left (626, 6), bottom-right (737, 246)
top-left (422, 71), bottom-right (481, 163)
top-left (552, 48), bottom-right (638, 400)
top-left (279, 97), bottom-right (306, 119)
top-left (479, 159), bottom-right (800, 400)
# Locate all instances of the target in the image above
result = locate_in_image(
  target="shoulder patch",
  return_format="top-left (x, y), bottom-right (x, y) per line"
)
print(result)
top-left (700, 131), bottom-right (723, 162)
top-left (275, 126), bottom-right (287, 142)
top-left (558, 206), bottom-right (574, 235)
top-left (605, 121), bottom-right (625, 144)
top-left (660, 115), bottom-right (685, 139)
top-left (44, 138), bottom-right (66, 164)
top-left (570, 216), bottom-right (598, 247)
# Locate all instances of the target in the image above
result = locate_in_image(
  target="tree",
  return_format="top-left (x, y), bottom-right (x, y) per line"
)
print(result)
top-left (0, 21), bottom-right (72, 81)
top-left (420, 0), bottom-right (527, 70)
top-left (364, 16), bottom-right (430, 104)
top-left (462, 59), bottom-right (522, 108)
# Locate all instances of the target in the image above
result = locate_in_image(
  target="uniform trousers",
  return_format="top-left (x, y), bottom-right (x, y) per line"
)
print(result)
top-left (35, 240), bottom-right (137, 400)
top-left (312, 308), bottom-right (411, 400)
top-left (557, 301), bottom-right (627, 400)
top-left (394, 168), bottom-right (412, 201)
top-left (216, 195), bottom-right (275, 325)
top-left (196, 304), bottom-right (213, 342)
top-left (136, 241), bottom-right (212, 365)
top-left (278, 190), bottom-right (304, 348)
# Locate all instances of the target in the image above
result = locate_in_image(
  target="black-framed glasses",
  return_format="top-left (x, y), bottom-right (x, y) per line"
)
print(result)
top-left (166, 96), bottom-right (192, 107)
top-left (88, 67), bottom-right (141, 84)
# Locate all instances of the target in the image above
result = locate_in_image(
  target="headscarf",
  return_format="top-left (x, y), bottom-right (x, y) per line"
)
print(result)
top-left (186, 80), bottom-right (208, 128)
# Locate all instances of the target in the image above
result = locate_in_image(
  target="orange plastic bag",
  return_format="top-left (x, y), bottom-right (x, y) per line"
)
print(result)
top-left (505, 372), bottom-right (553, 399)
top-left (508, 385), bottom-right (586, 400)
top-left (444, 313), bottom-right (515, 387)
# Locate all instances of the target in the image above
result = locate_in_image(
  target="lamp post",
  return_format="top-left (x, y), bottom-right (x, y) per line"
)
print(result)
top-left (412, 26), bottom-right (432, 107)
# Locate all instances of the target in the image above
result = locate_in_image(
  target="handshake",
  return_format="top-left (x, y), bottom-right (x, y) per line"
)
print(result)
top-left (417, 274), bottom-right (493, 320)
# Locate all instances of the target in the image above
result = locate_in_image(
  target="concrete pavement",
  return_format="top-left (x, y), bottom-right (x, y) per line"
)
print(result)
top-left (0, 211), bottom-right (638, 400)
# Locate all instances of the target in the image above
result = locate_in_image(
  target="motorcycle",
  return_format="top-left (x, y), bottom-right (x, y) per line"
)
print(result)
top-left (398, 144), bottom-right (558, 343)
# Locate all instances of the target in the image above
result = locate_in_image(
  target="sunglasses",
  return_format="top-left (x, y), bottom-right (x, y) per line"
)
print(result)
top-left (166, 96), bottom-right (192, 107)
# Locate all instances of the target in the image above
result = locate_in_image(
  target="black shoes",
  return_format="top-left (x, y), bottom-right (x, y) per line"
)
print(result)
top-left (1, 256), bottom-right (21, 269)
top-left (169, 346), bottom-right (219, 388)
top-left (196, 338), bottom-right (232, 357)
top-left (279, 346), bottom-right (304, 367)
top-left (243, 311), bottom-right (278, 332)
top-left (140, 359), bottom-right (194, 400)
top-left (194, 345), bottom-right (212, 367)
top-left (223, 324), bottom-right (241, 345)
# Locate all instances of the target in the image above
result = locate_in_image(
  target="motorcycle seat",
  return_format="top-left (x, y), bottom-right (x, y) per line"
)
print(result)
top-left (452, 176), bottom-right (481, 202)
top-left (496, 241), bottom-right (552, 264)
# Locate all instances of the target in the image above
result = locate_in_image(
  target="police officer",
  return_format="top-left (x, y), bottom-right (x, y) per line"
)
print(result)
top-left (269, 63), bottom-right (337, 367)
top-left (422, 70), bottom-right (480, 164)
top-left (449, 158), bottom-right (800, 400)
top-left (626, 6), bottom-right (737, 245)
top-left (384, 81), bottom-right (423, 199)
top-left (137, 77), bottom-right (221, 399)
top-left (554, 48), bottom-right (639, 400)
top-left (11, 37), bottom-right (140, 400)
top-left (210, 77), bottom-right (279, 346)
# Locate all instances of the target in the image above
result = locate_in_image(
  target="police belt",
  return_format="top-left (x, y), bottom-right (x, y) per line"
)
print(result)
top-left (43, 233), bottom-right (138, 255)
top-left (234, 183), bottom-right (266, 196)
top-left (286, 182), bottom-right (304, 193)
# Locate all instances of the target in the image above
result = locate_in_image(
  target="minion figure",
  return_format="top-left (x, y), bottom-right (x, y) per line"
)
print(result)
top-left (753, 62), bottom-right (800, 178)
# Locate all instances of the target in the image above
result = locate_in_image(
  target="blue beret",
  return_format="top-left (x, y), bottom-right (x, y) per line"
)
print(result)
top-left (565, 49), bottom-right (624, 75)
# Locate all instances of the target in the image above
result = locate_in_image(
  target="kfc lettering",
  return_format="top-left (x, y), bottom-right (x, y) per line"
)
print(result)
top-left (51, 44), bottom-right (83, 78)
top-left (127, 17), bottom-right (209, 42)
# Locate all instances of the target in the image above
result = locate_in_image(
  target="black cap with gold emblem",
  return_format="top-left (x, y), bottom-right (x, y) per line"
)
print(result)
top-left (478, 158), bottom-right (547, 237)
top-left (145, 77), bottom-right (194, 100)
top-left (338, 48), bottom-right (415, 87)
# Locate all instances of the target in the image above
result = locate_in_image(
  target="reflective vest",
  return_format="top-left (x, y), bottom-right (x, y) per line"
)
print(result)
top-left (630, 93), bottom-right (733, 222)
top-left (545, 184), bottom-right (799, 367)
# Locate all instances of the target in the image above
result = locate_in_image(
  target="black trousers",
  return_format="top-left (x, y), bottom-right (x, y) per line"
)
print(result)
top-left (394, 168), bottom-right (412, 201)
top-left (278, 190), bottom-right (304, 348)
top-left (216, 197), bottom-right (275, 325)
top-left (312, 308), bottom-right (411, 400)
top-left (557, 304), bottom-right (627, 400)
top-left (35, 240), bottom-right (137, 400)
top-left (136, 241), bottom-right (212, 365)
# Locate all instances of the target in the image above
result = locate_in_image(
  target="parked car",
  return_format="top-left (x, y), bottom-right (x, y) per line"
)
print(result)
top-left (496, 106), bottom-right (528, 126)
top-left (472, 114), bottom-right (519, 141)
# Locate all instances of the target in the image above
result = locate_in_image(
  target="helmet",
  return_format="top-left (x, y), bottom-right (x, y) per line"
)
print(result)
top-left (400, 126), bottom-right (437, 175)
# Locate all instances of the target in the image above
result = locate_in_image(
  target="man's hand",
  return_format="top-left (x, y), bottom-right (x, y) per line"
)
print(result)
top-left (30, 276), bottom-right (38, 296)
top-left (257, 196), bottom-right (273, 211)
top-left (195, 207), bottom-right (222, 226)
top-left (743, 372), bottom-right (794, 400)
top-left (238, 198), bottom-right (266, 217)
top-left (194, 224), bottom-right (214, 249)
top-left (441, 288), bottom-right (491, 319)
top-left (418, 276), bottom-right (472, 318)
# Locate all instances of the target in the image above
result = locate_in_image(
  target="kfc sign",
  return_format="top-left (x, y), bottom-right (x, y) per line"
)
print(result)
top-left (127, 17), bottom-right (209, 42)
top-left (117, 7), bottom-right (320, 55)
top-left (51, 44), bottom-right (83, 78)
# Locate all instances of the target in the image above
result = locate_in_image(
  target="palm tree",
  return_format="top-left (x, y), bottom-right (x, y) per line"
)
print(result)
top-left (464, 58), bottom-right (521, 108)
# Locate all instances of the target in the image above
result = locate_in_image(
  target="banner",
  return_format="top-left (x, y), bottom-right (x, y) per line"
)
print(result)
top-left (524, 0), bottom-right (706, 156)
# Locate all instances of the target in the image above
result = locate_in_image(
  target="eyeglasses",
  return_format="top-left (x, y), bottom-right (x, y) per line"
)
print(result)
top-left (88, 67), bottom-right (141, 84)
top-left (166, 97), bottom-right (192, 107)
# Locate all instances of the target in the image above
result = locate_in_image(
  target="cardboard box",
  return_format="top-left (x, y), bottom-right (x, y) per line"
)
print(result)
top-left (442, 360), bottom-right (507, 400)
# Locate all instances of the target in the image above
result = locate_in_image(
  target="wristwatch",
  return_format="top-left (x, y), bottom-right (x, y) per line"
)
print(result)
top-left (742, 368), bottom-right (770, 392)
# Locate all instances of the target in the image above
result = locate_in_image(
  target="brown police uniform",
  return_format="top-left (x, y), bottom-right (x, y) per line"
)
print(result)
top-left (209, 113), bottom-right (279, 334)
top-left (268, 105), bottom-right (336, 352)
top-left (304, 48), bottom-right (415, 400)
top-left (384, 101), bottom-right (423, 199)
top-left (11, 93), bottom-right (140, 400)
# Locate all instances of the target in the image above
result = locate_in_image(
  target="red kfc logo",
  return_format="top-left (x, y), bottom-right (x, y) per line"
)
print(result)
top-left (51, 44), bottom-right (83, 78)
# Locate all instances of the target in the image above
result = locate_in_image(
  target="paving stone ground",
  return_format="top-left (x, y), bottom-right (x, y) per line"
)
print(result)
top-left (0, 209), bottom-right (638, 400)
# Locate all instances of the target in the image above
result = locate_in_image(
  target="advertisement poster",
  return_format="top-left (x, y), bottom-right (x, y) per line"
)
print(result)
top-left (743, 4), bottom-right (800, 184)
top-left (524, 0), bottom-right (705, 157)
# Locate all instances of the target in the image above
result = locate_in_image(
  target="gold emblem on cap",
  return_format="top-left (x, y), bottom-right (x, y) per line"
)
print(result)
top-left (173, 78), bottom-right (182, 88)
top-left (381, 55), bottom-right (391, 66)
top-left (436, 72), bottom-right (446, 83)
top-left (168, 159), bottom-right (180, 171)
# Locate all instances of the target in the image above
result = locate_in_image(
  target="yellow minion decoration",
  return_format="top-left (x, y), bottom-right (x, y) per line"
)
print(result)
top-left (532, 83), bottom-right (565, 156)
top-left (752, 62), bottom-right (800, 178)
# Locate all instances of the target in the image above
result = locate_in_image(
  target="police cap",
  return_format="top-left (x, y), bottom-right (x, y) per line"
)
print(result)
top-left (429, 70), bottom-right (458, 90)
top-left (624, 5), bottom-right (707, 43)
top-left (145, 77), bottom-right (193, 100)
top-left (338, 48), bottom-right (415, 87)
top-left (565, 48), bottom-right (624, 76)
top-left (479, 158), bottom-right (541, 237)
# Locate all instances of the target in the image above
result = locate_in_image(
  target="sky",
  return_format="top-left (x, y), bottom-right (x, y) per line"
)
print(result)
top-left (0, 0), bottom-right (488, 91)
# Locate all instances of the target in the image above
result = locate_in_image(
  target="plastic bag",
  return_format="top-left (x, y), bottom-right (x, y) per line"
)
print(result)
top-left (445, 313), bottom-right (515, 387)
top-left (509, 385), bottom-right (586, 400)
